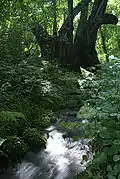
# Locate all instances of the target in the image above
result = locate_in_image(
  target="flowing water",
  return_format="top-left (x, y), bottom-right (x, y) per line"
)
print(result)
top-left (0, 112), bottom-right (92, 179)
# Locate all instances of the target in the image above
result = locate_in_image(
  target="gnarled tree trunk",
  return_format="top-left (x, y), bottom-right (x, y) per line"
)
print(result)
top-left (32, 0), bottom-right (118, 72)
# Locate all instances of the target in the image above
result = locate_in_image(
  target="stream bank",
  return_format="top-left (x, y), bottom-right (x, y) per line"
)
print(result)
top-left (0, 109), bottom-right (92, 179)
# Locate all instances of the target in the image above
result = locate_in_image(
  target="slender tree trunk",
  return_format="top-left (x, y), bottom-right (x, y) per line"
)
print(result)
top-left (53, 0), bottom-right (57, 36)
top-left (67, 0), bottom-right (73, 44)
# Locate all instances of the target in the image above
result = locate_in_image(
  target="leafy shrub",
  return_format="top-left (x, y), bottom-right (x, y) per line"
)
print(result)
top-left (0, 29), bottom-right (24, 65)
top-left (0, 136), bottom-right (28, 161)
top-left (0, 111), bottom-right (28, 137)
top-left (32, 109), bottom-right (56, 129)
top-left (22, 128), bottom-right (47, 150)
top-left (0, 111), bottom-right (18, 136)
top-left (42, 67), bottom-right (83, 110)
top-left (77, 58), bottom-right (120, 178)
top-left (78, 104), bottom-right (97, 119)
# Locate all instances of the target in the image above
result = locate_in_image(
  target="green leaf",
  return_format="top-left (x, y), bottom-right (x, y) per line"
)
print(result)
top-left (118, 173), bottom-right (120, 179)
top-left (107, 172), bottom-right (116, 179)
top-left (104, 145), bottom-right (118, 156)
top-left (113, 155), bottom-right (120, 162)
top-left (95, 173), bottom-right (102, 179)
top-left (99, 128), bottom-right (111, 139)
top-left (113, 140), bottom-right (120, 145)
top-left (0, 137), bottom-right (6, 146)
top-left (107, 165), bottom-right (112, 172)
top-left (114, 164), bottom-right (120, 175)
top-left (108, 175), bottom-right (116, 179)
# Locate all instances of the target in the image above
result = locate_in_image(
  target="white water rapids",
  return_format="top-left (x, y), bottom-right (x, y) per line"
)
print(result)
top-left (1, 123), bottom-right (92, 179)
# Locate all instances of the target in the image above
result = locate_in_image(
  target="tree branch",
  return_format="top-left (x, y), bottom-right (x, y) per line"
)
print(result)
top-left (59, 0), bottom-right (91, 36)
top-left (101, 13), bottom-right (118, 25)
top-left (89, 0), bottom-right (108, 23)
top-left (67, 0), bottom-right (73, 44)
top-left (74, 0), bottom-right (89, 44)
top-left (88, 13), bottom-right (118, 37)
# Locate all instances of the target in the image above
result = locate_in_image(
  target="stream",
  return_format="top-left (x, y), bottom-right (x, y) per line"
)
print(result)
top-left (0, 110), bottom-right (92, 179)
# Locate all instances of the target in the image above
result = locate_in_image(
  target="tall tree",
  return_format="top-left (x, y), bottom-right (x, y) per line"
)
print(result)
top-left (32, 0), bottom-right (118, 72)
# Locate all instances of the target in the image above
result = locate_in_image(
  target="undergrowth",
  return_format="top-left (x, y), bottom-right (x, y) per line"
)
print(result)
top-left (0, 29), bottom-right (83, 167)
top-left (77, 58), bottom-right (120, 179)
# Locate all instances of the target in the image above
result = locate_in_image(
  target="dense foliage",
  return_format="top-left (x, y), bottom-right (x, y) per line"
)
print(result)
top-left (77, 58), bottom-right (120, 178)
top-left (0, 27), bottom-right (82, 168)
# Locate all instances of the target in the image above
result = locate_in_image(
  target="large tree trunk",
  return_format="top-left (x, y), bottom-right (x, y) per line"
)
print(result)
top-left (32, 0), bottom-right (118, 72)
top-left (72, 0), bottom-right (118, 71)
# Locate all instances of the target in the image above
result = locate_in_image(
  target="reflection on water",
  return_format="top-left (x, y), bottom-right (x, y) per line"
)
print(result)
top-left (0, 128), bottom-right (92, 179)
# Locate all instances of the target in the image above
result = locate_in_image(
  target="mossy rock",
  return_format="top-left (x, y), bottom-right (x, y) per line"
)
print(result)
top-left (0, 111), bottom-right (28, 136)
top-left (22, 128), bottom-right (47, 151)
top-left (0, 136), bottom-right (28, 161)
